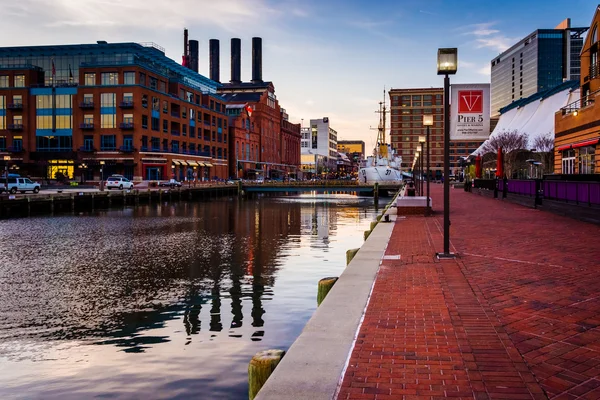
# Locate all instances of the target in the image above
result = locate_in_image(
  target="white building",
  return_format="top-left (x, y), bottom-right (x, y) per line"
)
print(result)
top-left (300, 118), bottom-right (338, 174)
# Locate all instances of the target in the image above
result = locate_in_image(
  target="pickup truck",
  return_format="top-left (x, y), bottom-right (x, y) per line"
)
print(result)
top-left (0, 177), bottom-right (41, 194)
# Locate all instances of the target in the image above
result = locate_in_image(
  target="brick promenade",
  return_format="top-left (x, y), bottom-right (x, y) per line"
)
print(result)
top-left (337, 185), bottom-right (600, 400)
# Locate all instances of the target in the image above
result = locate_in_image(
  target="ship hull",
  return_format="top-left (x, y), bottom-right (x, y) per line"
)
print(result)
top-left (358, 167), bottom-right (402, 184)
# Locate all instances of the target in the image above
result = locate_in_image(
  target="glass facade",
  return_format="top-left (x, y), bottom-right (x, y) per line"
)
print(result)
top-left (100, 93), bottom-right (116, 128)
top-left (0, 75), bottom-right (8, 88)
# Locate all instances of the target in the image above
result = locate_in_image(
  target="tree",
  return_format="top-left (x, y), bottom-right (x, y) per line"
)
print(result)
top-left (482, 130), bottom-right (529, 178)
top-left (533, 133), bottom-right (554, 175)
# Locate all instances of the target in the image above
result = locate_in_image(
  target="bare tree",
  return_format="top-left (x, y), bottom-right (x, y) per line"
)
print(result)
top-left (481, 130), bottom-right (529, 178)
top-left (533, 133), bottom-right (554, 175)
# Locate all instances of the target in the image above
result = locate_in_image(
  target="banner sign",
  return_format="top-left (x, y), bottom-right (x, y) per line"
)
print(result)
top-left (450, 83), bottom-right (490, 140)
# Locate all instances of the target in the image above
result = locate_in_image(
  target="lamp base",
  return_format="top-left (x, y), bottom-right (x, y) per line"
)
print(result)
top-left (436, 252), bottom-right (457, 260)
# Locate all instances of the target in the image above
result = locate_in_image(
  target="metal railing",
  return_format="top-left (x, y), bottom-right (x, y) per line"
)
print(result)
top-left (561, 88), bottom-right (600, 115)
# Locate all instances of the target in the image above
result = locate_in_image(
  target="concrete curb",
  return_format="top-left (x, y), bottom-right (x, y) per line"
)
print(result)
top-left (255, 197), bottom-right (398, 400)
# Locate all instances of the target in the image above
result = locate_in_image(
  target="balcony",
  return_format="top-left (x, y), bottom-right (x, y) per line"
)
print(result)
top-left (79, 101), bottom-right (95, 109)
top-left (119, 122), bottom-right (134, 130)
top-left (560, 88), bottom-right (600, 116)
top-left (7, 103), bottom-right (23, 110)
top-left (119, 146), bottom-right (136, 153)
top-left (79, 146), bottom-right (96, 153)
top-left (80, 123), bottom-right (95, 130)
top-left (7, 124), bottom-right (23, 131)
top-left (119, 101), bottom-right (134, 109)
top-left (7, 146), bottom-right (24, 153)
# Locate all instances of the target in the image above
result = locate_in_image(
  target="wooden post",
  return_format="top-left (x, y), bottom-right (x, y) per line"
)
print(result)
top-left (248, 349), bottom-right (285, 400)
top-left (317, 277), bottom-right (338, 306)
top-left (373, 182), bottom-right (379, 204)
top-left (346, 248), bottom-right (359, 265)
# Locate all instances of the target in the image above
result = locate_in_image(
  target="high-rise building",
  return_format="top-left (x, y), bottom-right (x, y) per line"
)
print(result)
top-left (300, 118), bottom-right (337, 176)
top-left (490, 18), bottom-right (588, 116)
top-left (0, 41), bottom-right (229, 182)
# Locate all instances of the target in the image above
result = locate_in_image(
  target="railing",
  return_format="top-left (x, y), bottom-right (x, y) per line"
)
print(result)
top-left (79, 102), bottom-right (95, 109)
top-left (561, 88), bottom-right (600, 115)
top-left (7, 124), bottom-right (23, 130)
top-left (473, 179), bottom-right (496, 190)
top-left (119, 101), bottom-right (134, 108)
top-left (119, 122), bottom-right (134, 129)
top-left (79, 123), bottom-right (94, 129)
top-left (7, 103), bottom-right (23, 110)
top-left (543, 180), bottom-right (600, 206)
top-left (499, 179), bottom-right (537, 197)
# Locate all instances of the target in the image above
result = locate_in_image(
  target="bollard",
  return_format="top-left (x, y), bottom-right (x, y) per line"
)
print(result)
top-left (317, 277), bottom-right (338, 306)
top-left (364, 230), bottom-right (371, 241)
top-left (376, 215), bottom-right (382, 222)
top-left (159, 189), bottom-right (162, 202)
top-left (248, 349), bottom-right (285, 400)
top-left (346, 248), bottom-right (359, 265)
top-left (370, 221), bottom-right (377, 231)
top-left (373, 182), bottom-right (379, 204)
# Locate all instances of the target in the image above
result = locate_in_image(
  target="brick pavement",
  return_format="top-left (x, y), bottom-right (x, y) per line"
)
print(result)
top-left (337, 184), bottom-right (600, 400)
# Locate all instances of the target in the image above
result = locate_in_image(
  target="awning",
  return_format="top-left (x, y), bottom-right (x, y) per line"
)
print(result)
top-left (204, 163), bottom-right (214, 168)
top-left (197, 162), bottom-right (205, 167)
top-left (556, 138), bottom-right (599, 152)
top-left (187, 160), bottom-right (199, 167)
top-left (172, 159), bottom-right (187, 165)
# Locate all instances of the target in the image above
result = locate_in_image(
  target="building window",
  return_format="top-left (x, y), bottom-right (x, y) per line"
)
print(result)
top-left (152, 97), bottom-right (159, 111)
top-left (100, 93), bottom-right (116, 128)
top-left (151, 117), bottom-right (160, 131)
top-left (123, 113), bottom-right (134, 124)
top-left (190, 126), bottom-right (195, 138)
top-left (171, 140), bottom-right (179, 153)
top-left (14, 75), bottom-right (25, 88)
top-left (593, 25), bottom-right (598, 44)
top-left (100, 135), bottom-right (116, 151)
top-left (84, 114), bottom-right (93, 125)
top-left (149, 77), bottom-right (157, 90)
top-left (579, 146), bottom-right (596, 174)
top-left (0, 76), bottom-right (8, 88)
top-left (12, 94), bottom-right (22, 106)
top-left (162, 119), bottom-right (168, 132)
top-left (123, 135), bottom-right (133, 150)
top-left (151, 137), bottom-right (160, 151)
top-left (159, 81), bottom-right (166, 93)
top-left (83, 135), bottom-right (94, 151)
top-left (163, 100), bottom-right (168, 113)
top-left (101, 72), bottom-right (118, 86)
top-left (83, 94), bottom-right (93, 105)
top-left (142, 94), bottom-right (148, 108)
top-left (84, 73), bottom-right (96, 86)
top-left (124, 72), bottom-right (135, 85)
top-left (142, 115), bottom-right (148, 129)
top-left (562, 150), bottom-right (575, 174)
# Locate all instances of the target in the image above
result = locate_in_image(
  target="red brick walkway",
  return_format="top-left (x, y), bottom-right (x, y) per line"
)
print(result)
top-left (337, 184), bottom-right (600, 400)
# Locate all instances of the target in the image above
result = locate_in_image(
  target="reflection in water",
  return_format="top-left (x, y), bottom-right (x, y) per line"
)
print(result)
top-left (0, 194), bottom-right (379, 399)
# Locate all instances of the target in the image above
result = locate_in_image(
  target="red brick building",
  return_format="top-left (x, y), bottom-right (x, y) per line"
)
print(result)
top-left (0, 42), bottom-right (229, 182)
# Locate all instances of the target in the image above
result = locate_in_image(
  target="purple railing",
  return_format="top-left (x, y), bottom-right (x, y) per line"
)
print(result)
top-left (543, 181), bottom-right (600, 206)
top-left (502, 179), bottom-right (537, 197)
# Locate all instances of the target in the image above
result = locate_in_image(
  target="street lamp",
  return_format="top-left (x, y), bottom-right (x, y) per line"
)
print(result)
top-left (416, 144), bottom-right (422, 195)
top-left (419, 136), bottom-right (425, 195)
top-left (3, 155), bottom-right (10, 193)
top-left (437, 47), bottom-right (458, 258)
top-left (99, 160), bottom-right (105, 191)
top-left (423, 115), bottom-right (433, 216)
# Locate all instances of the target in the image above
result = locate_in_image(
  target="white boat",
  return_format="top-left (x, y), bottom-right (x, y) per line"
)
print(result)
top-left (359, 96), bottom-right (403, 184)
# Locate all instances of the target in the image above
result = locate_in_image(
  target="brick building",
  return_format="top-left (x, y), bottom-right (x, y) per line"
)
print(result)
top-left (554, 5), bottom-right (600, 175)
top-left (0, 41), bottom-right (229, 182)
top-left (389, 88), bottom-right (485, 177)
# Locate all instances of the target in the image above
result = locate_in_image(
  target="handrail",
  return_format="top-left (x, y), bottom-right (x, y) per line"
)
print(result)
top-left (561, 87), bottom-right (600, 115)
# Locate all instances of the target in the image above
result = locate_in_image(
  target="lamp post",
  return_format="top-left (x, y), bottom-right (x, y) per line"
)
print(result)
top-left (99, 160), bottom-right (105, 191)
top-left (423, 116), bottom-right (433, 216)
top-left (416, 144), bottom-right (422, 195)
top-left (419, 135), bottom-right (426, 197)
top-left (437, 47), bottom-right (458, 258)
top-left (3, 155), bottom-right (10, 193)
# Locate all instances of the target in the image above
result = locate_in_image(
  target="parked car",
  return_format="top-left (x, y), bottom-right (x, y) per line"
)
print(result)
top-left (106, 176), bottom-right (134, 190)
top-left (159, 179), bottom-right (182, 188)
top-left (226, 178), bottom-right (242, 185)
top-left (0, 176), bottom-right (41, 194)
top-left (255, 178), bottom-right (264, 184)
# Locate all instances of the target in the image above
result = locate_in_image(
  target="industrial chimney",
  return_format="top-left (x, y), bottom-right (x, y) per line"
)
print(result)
top-left (209, 39), bottom-right (220, 82)
top-left (230, 38), bottom-right (242, 84)
top-left (182, 28), bottom-right (189, 67)
top-left (188, 40), bottom-right (199, 73)
top-left (252, 37), bottom-right (263, 83)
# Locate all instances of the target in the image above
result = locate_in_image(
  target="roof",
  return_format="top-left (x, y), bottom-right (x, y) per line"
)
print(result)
top-left (498, 80), bottom-right (579, 114)
top-left (220, 81), bottom-right (273, 90)
top-left (220, 92), bottom-right (263, 103)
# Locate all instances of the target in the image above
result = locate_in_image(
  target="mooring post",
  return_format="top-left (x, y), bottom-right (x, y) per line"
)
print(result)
top-left (27, 197), bottom-right (31, 216)
top-left (91, 193), bottom-right (95, 210)
top-left (317, 277), bottom-right (339, 306)
top-left (159, 189), bottom-right (162, 203)
top-left (50, 195), bottom-right (54, 214)
top-left (373, 182), bottom-right (379, 204)
top-left (71, 194), bottom-right (75, 213)
top-left (248, 349), bottom-right (285, 400)
top-left (346, 248), bottom-right (359, 265)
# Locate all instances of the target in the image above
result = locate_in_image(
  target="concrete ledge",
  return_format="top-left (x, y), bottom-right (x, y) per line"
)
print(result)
top-left (256, 205), bottom-right (397, 400)
top-left (396, 196), bottom-right (432, 207)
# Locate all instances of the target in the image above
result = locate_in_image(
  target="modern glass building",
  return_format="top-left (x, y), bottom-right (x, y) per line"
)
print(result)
top-left (490, 19), bottom-right (588, 117)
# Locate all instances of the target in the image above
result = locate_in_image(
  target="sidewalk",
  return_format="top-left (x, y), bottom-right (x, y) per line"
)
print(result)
top-left (337, 184), bottom-right (600, 400)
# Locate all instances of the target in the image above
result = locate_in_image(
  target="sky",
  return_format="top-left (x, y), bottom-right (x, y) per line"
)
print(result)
top-left (0, 0), bottom-right (595, 150)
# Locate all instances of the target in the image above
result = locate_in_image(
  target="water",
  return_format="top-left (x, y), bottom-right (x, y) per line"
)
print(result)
top-left (0, 194), bottom-right (380, 399)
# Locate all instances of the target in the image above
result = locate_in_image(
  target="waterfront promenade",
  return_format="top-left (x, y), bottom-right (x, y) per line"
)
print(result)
top-left (337, 184), bottom-right (600, 400)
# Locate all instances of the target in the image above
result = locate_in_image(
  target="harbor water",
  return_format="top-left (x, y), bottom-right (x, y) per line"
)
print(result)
top-left (0, 194), bottom-right (380, 399)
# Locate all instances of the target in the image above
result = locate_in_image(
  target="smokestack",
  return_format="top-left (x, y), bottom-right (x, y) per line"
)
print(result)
top-left (209, 39), bottom-right (220, 82)
top-left (230, 38), bottom-right (241, 84)
top-left (183, 28), bottom-right (189, 67)
top-left (252, 37), bottom-right (263, 83)
top-left (189, 40), bottom-right (199, 73)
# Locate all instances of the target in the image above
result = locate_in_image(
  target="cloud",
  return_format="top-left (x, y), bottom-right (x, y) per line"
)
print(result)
top-left (291, 8), bottom-right (309, 18)
top-left (478, 65), bottom-right (491, 76)
top-left (419, 10), bottom-right (438, 16)
top-left (458, 22), bottom-right (516, 53)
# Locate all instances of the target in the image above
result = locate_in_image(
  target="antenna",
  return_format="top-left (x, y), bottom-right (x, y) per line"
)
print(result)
top-left (368, 88), bottom-right (390, 158)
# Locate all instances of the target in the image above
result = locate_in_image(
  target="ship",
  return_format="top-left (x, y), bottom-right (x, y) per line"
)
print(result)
top-left (358, 94), bottom-right (403, 184)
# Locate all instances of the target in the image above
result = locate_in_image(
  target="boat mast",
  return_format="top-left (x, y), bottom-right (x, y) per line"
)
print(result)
top-left (377, 89), bottom-right (388, 158)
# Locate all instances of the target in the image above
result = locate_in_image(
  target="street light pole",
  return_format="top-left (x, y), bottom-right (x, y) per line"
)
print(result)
top-left (437, 48), bottom-right (458, 258)
top-left (422, 117), bottom-right (432, 216)
top-left (3, 156), bottom-right (10, 193)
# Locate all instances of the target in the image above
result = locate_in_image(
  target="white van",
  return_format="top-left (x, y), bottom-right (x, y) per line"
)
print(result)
top-left (0, 177), bottom-right (41, 194)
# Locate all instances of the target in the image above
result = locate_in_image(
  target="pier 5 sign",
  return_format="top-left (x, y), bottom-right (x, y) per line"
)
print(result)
top-left (450, 83), bottom-right (490, 140)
